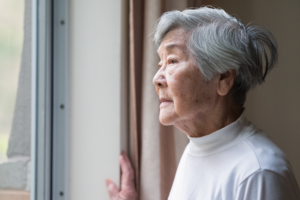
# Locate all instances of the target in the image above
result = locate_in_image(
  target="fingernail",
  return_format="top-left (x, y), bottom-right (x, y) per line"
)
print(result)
top-left (121, 151), bottom-right (126, 156)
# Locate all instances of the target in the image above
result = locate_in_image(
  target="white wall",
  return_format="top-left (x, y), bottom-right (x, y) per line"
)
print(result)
top-left (69, 0), bottom-right (127, 199)
top-left (214, 0), bottom-right (300, 185)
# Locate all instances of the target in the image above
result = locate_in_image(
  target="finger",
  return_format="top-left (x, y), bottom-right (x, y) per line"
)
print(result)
top-left (120, 152), bottom-right (133, 176)
top-left (121, 151), bottom-right (135, 175)
top-left (106, 179), bottom-right (119, 200)
top-left (120, 154), bottom-right (135, 189)
top-left (121, 151), bottom-right (133, 169)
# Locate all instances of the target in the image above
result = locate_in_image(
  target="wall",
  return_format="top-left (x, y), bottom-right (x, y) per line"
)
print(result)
top-left (69, 0), bottom-right (127, 199)
top-left (214, 0), bottom-right (300, 185)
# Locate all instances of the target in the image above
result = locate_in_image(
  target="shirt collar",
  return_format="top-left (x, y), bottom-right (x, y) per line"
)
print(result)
top-left (187, 112), bottom-right (254, 157)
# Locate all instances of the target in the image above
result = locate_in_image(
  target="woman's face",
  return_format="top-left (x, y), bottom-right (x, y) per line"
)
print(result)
top-left (153, 28), bottom-right (219, 126)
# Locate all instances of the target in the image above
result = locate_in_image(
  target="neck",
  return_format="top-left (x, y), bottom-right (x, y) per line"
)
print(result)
top-left (174, 98), bottom-right (243, 138)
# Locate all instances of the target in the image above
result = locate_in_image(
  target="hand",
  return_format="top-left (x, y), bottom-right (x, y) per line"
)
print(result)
top-left (106, 152), bottom-right (137, 200)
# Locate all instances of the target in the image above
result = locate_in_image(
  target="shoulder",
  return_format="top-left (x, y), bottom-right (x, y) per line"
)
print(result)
top-left (236, 130), bottom-right (300, 199)
top-left (237, 169), bottom-right (300, 200)
top-left (244, 130), bottom-right (291, 175)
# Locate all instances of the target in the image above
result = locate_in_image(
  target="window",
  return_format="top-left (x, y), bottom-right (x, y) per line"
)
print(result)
top-left (0, 0), bottom-right (31, 199)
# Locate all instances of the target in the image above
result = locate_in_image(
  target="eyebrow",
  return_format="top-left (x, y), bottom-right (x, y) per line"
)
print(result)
top-left (157, 42), bottom-right (186, 54)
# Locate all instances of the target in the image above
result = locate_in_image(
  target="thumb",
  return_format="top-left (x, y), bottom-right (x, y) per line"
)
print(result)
top-left (106, 179), bottom-right (119, 200)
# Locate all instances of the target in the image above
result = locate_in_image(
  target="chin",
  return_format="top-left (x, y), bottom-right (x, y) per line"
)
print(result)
top-left (159, 113), bottom-right (175, 126)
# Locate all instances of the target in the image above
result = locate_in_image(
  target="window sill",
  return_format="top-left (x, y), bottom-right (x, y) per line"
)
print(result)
top-left (0, 190), bottom-right (30, 200)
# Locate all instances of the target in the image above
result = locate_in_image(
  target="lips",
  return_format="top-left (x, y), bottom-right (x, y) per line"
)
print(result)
top-left (160, 98), bottom-right (172, 103)
top-left (160, 98), bottom-right (173, 108)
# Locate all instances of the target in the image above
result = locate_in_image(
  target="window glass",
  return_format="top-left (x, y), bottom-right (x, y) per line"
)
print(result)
top-left (0, 0), bottom-right (31, 198)
top-left (0, 0), bottom-right (24, 163)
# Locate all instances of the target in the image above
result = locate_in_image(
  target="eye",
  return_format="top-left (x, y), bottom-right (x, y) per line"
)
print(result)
top-left (169, 58), bottom-right (177, 64)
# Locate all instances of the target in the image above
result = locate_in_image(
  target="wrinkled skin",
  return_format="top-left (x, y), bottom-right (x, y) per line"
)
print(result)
top-left (106, 152), bottom-right (137, 200)
top-left (153, 28), bottom-right (241, 137)
top-left (106, 28), bottom-right (241, 199)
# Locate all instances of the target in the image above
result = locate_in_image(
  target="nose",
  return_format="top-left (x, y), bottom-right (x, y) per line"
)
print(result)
top-left (153, 67), bottom-right (167, 87)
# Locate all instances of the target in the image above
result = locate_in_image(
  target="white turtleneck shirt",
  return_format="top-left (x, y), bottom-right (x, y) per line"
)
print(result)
top-left (168, 114), bottom-right (300, 200)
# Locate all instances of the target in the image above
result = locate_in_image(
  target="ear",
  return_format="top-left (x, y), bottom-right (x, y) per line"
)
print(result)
top-left (217, 69), bottom-right (236, 96)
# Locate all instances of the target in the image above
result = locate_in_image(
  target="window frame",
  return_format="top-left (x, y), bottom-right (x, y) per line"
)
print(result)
top-left (32, 0), bottom-right (69, 199)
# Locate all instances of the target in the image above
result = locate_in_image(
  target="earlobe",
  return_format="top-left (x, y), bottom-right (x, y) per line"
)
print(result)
top-left (217, 69), bottom-right (236, 96)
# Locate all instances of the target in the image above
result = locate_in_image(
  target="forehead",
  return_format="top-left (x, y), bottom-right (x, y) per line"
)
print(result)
top-left (157, 28), bottom-right (189, 55)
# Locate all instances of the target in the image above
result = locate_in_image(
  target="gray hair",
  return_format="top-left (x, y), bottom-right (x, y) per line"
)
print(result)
top-left (154, 7), bottom-right (278, 106)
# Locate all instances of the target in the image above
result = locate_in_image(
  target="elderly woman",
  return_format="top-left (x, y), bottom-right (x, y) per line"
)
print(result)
top-left (106, 7), bottom-right (300, 200)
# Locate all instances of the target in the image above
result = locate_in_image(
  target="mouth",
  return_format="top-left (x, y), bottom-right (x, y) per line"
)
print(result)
top-left (160, 98), bottom-right (173, 107)
top-left (160, 98), bottom-right (173, 103)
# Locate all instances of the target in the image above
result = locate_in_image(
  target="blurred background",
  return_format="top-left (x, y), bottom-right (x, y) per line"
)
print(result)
top-left (0, 0), bottom-right (24, 163)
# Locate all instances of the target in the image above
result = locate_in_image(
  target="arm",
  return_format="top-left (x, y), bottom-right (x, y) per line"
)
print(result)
top-left (106, 152), bottom-right (137, 200)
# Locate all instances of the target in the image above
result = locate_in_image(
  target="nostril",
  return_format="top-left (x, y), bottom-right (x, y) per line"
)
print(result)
top-left (158, 83), bottom-right (162, 86)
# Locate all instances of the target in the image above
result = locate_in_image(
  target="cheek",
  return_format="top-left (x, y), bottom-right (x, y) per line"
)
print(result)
top-left (169, 71), bottom-right (211, 116)
top-left (169, 77), bottom-right (195, 112)
top-left (171, 69), bottom-right (200, 98)
top-left (167, 66), bottom-right (176, 75)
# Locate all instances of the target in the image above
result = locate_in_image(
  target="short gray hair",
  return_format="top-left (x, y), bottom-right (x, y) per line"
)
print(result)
top-left (154, 7), bottom-right (278, 106)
